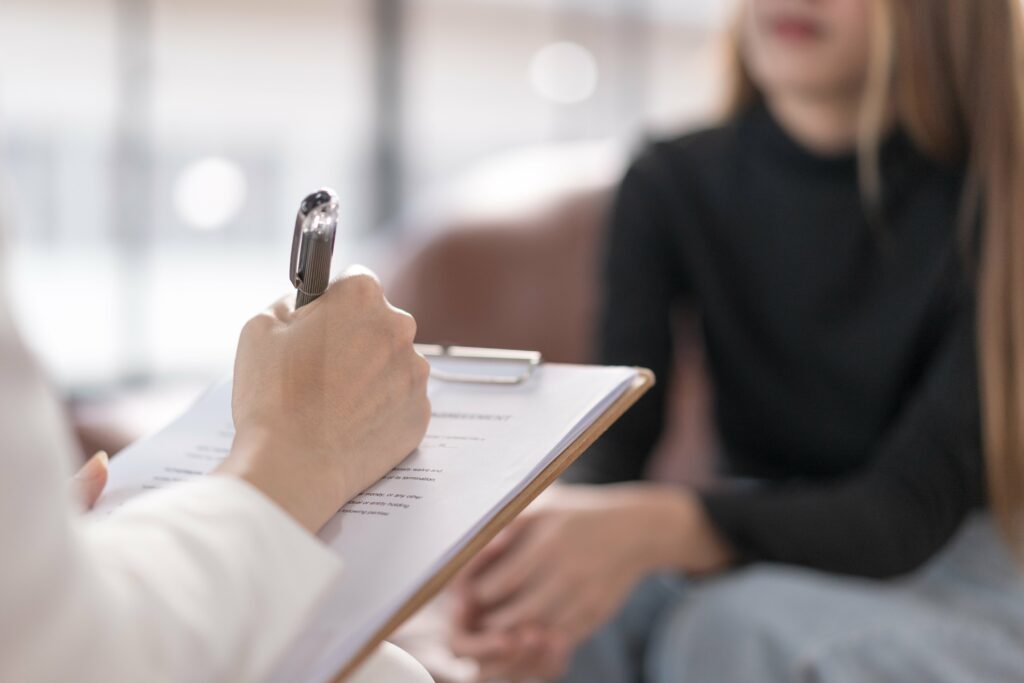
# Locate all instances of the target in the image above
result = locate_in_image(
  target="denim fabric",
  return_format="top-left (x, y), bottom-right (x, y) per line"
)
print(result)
top-left (561, 516), bottom-right (1024, 683)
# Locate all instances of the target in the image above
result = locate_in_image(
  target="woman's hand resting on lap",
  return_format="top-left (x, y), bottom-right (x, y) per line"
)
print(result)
top-left (218, 265), bottom-right (432, 533)
top-left (450, 483), bottom-right (732, 682)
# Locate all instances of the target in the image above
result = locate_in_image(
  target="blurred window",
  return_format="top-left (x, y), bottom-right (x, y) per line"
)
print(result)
top-left (0, 0), bottom-right (733, 390)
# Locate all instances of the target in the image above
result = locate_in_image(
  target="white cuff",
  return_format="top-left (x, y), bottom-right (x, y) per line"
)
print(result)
top-left (81, 474), bottom-right (344, 681)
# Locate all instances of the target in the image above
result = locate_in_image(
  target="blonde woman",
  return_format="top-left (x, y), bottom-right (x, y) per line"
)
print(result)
top-left (450, 0), bottom-right (1024, 680)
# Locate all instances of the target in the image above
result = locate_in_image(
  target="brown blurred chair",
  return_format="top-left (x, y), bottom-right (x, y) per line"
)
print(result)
top-left (389, 188), bottom-right (606, 364)
top-left (385, 144), bottom-right (718, 682)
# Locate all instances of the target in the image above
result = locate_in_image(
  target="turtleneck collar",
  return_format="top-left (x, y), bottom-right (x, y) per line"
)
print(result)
top-left (741, 99), bottom-right (915, 182)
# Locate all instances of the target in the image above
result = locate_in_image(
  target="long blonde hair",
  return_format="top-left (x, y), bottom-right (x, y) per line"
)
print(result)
top-left (730, 0), bottom-right (1024, 551)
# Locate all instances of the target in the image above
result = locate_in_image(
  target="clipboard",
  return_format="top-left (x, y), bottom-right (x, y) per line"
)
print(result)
top-left (330, 354), bottom-right (655, 681)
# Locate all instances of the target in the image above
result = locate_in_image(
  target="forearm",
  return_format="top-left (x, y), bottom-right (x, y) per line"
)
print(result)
top-left (690, 298), bottom-right (983, 578)
top-left (217, 426), bottom-right (339, 534)
top-left (606, 483), bottom-right (735, 576)
top-left (698, 474), bottom-right (977, 577)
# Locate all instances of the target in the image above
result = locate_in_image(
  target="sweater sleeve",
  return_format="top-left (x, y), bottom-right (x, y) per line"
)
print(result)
top-left (565, 152), bottom-right (684, 484)
top-left (700, 299), bottom-right (985, 578)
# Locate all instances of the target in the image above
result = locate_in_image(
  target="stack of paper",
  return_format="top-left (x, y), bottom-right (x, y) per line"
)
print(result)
top-left (93, 363), bottom-right (640, 682)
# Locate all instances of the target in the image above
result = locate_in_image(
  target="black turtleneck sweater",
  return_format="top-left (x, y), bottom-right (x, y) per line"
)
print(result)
top-left (572, 103), bottom-right (984, 578)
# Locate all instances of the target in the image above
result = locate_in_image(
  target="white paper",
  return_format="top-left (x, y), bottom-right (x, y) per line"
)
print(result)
top-left (93, 363), bottom-right (638, 682)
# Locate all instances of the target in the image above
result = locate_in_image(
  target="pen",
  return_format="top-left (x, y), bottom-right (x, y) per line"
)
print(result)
top-left (289, 188), bottom-right (340, 308)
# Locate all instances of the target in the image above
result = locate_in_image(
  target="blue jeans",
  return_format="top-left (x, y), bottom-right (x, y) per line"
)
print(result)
top-left (561, 516), bottom-right (1024, 682)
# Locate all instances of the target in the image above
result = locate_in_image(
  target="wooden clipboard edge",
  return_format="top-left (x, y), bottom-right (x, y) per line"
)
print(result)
top-left (332, 367), bottom-right (654, 681)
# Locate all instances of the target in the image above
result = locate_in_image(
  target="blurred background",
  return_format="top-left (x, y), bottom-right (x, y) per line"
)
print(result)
top-left (0, 0), bottom-right (735, 441)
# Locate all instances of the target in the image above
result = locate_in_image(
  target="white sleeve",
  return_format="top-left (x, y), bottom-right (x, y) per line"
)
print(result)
top-left (0, 238), bottom-right (345, 683)
top-left (4, 470), bottom-right (344, 683)
top-left (0, 313), bottom-right (343, 683)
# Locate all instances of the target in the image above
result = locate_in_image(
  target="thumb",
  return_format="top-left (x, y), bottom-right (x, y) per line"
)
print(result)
top-left (72, 451), bottom-right (109, 510)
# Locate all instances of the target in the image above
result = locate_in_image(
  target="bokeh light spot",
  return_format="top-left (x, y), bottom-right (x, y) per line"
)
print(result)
top-left (528, 41), bottom-right (599, 105)
top-left (172, 157), bottom-right (247, 231)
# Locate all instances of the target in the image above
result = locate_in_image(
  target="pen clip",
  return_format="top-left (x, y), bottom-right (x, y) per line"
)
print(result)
top-left (289, 217), bottom-right (303, 289)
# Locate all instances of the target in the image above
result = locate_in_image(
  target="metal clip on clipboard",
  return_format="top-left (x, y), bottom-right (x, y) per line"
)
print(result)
top-left (414, 344), bottom-right (542, 385)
